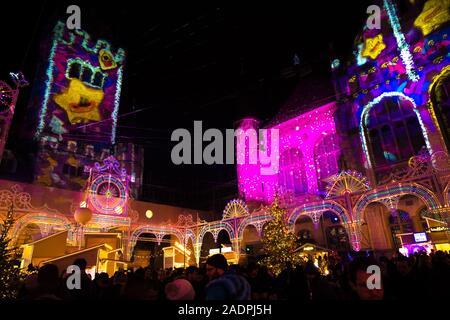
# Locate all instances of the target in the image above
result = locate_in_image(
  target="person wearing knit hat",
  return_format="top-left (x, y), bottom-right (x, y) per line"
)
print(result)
top-left (206, 253), bottom-right (228, 279)
top-left (165, 279), bottom-right (195, 300)
top-left (205, 254), bottom-right (251, 300)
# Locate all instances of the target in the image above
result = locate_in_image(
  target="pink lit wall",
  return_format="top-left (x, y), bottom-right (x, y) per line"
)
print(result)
top-left (236, 102), bottom-right (338, 203)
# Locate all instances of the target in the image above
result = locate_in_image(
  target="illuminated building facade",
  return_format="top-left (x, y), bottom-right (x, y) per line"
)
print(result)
top-left (27, 21), bottom-right (143, 197)
top-left (2, 1), bottom-right (450, 272)
top-left (235, 0), bottom-right (450, 255)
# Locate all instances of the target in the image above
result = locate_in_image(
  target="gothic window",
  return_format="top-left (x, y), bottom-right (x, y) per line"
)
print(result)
top-left (314, 134), bottom-right (340, 192)
top-left (433, 77), bottom-right (450, 150)
top-left (366, 97), bottom-right (425, 167)
top-left (68, 62), bottom-right (81, 79)
top-left (81, 66), bottom-right (93, 84)
top-left (278, 148), bottom-right (307, 194)
top-left (92, 72), bottom-right (105, 88)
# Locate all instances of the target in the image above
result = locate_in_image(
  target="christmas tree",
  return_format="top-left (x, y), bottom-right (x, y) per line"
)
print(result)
top-left (260, 195), bottom-right (303, 276)
top-left (0, 205), bottom-right (21, 299)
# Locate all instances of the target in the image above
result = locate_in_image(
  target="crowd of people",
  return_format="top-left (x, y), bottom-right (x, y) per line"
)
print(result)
top-left (17, 250), bottom-right (449, 300)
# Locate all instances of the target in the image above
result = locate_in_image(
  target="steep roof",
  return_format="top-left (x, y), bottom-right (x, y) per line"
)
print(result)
top-left (264, 74), bottom-right (336, 128)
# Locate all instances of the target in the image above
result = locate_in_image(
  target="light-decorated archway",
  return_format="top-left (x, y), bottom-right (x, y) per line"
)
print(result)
top-left (237, 213), bottom-right (273, 240)
top-left (198, 221), bottom-right (235, 245)
top-left (11, 213), bottom-right (71, 243)
top-left (288, 200), bottom-right (350, 227)
top-left (358, 92), bottom-right (433, 169)
top-left (427, 65), bottom-right (450, 153)
top-left (127, 225), bottom-right (195, 261)
top-left (444, 182), bottom-right (450, 207)
top-left (354, 182), bottom-right (441, 223)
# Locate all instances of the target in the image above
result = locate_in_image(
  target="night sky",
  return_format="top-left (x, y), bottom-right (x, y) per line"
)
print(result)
top-left (1, 0), bottom-right (376, 210)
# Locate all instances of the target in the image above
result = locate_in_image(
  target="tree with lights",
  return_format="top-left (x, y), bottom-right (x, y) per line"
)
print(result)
top-left (0, 205), bottom-right (21, 299)
top-left (260, 195), bottom-right (303, 276)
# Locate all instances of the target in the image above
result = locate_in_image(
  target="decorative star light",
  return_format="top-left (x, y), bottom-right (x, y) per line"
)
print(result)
top-left (414, 0), bottom-right (450, 36)
top-left (53, 79), bottom-right (104, 124)
top-left (362, 34), bottom-right (387, 59)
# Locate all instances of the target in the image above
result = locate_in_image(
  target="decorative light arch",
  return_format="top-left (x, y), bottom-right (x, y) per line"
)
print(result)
top-left (443, 182), bottom-right (450, 207)
top-left (237, 213), bottom-right (273, 240)
top-left (288, 201), bottom-right (350, 227)
top-left (198, 221), bottom-right (235, 244)
top-left (354, 183), bottom-right (441, 222)
top-left (359, 92), bottom-right (432, 169)
top-left (427, 65), bottom-right (450, 153)
top-left (127, 225), bottom-right (195, 260)
top-left (223, 199), bottom-right (249, 220)
top-left (11, 213), bottom-right (71, 241)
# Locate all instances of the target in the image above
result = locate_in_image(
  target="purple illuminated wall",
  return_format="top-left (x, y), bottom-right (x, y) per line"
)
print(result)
top-left (237, 102), bottom-right (338, 202)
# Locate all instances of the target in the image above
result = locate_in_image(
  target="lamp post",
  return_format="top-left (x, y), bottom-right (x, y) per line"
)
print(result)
top-left (74, 206), bottom-right (93, 249)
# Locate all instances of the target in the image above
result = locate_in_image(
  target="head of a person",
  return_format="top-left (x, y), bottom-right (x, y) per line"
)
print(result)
top-left (304, 260), bottom-right (319, 280)
top-left (349, 257), bottom-right (384, 300)
top-left (165, 279), bottom-right (195, 300)
top-left (185, 266), bottom-right (200, 281)
top-left (206, 254), bottom-right (228, 280)
top-left (37, 263), bottom-right (60, 292)
top-left (395, 255), bottom-right (411, 276)
top-left (73, 258), bottom-right (87, 271)
top-left (247, 262), bottom-right (259, 278)
top-left (96, 272), bottom-right (110, 288)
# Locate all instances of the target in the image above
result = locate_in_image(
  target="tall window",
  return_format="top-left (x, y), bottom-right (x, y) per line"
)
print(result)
top-left (367, 97), bottom-right (425, 167)
top-left (315, 134), bottom-right (340, 192)
top-left (279, 148), bottom-right (307, 194)
top-left (389, 210), bottom-right (414, 248)
top-left (433, 77), bottom-right (450, 150)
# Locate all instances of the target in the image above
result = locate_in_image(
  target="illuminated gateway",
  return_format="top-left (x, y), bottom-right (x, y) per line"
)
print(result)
top-left (0, 0), bottom-right (449, 273)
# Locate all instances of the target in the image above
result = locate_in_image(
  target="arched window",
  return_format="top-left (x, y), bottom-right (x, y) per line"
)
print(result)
top-left (68, 62), bottom-right (81, 79)
top-left (278, 148), bottom-right (307, 194)
top-left (432, 76), bottom-right (450, 150)
top-left (366, 97), bottom-right (426, 167)
top-left (315, 134), bottom-right (340, 192)
top-left (81, 66), bottom-right (93, 84)
top-left (389, 210), bottom-right (414, 248)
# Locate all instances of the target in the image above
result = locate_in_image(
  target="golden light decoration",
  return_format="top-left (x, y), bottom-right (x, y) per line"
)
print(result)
top-left (223, 199), bottom-right (249, 220)
top-left (53, 79), bottom-right (104, 124)
top-left (74, 207), bottom-right (93, 225)
top-left (362, 34), bottom-right (386, 60)
top-left (414, 0), bottom-right (450, 36)
top-left (325, 170), bottom-right (370, 198)
top-left (114, 206), bottom-right (123, 214)
top-left (99, 49), bottom-right (117, 70)
top-left (146, 209), bottom-right (153, 219)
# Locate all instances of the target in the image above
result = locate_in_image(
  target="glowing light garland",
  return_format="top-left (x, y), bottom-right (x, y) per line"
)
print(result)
top-left (237, 214), bottom-right (273, 238)
top-left (35, 38), bottom-right (58, 139)
top-left (65, 58), bottom-right (107, 89)
top-left (288, 201), bottom-right (349, 225)
top-left (111, 66), bottom-right (123, 144)
top-left (354, 183), bottom-right (440, 222)
top-left (383, 0), bottom-right (419, 82)
top-left (199, 221), bottom-right (236, 241)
